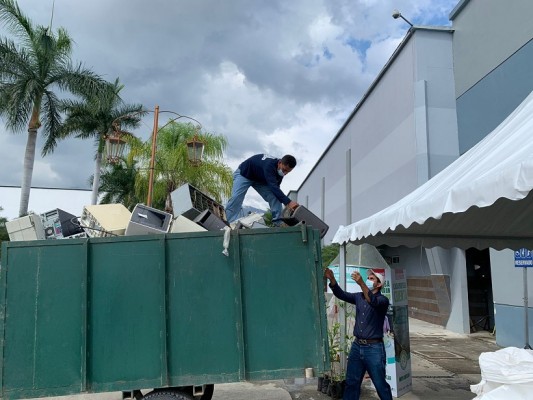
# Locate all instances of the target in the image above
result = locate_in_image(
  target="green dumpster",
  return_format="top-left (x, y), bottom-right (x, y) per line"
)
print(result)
top-left (0, 226), bottom-right (328, 399)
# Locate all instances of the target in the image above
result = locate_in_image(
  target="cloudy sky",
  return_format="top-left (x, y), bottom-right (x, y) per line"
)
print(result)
top-left (0, 0), bottom-right (457, 220)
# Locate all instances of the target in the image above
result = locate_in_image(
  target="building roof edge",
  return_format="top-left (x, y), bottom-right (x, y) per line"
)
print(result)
top-left (449, 0), bottom-right (471, 21)
top-left (294, 27), bottom-right (453, 193)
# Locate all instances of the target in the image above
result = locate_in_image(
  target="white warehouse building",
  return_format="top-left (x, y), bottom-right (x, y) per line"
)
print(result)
top-left (293, 0), bottom-right (533, 346)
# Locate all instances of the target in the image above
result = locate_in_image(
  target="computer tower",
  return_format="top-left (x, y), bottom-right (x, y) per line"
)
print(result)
top-left (170, 215), bottom-right (207, 233)
top-left (281, 205), bottom-right (329, 238)
top-left (81, 204), bottom-right (132, 238)
top-left (170, 183), bottom-right (226, 221)
top-left (193, 209), bottom-right (228, 231)
top-left (41, 208), bottom-right (85, 239)
top-left (5, 214), bottom-right (46, 241)
top-left (125, 204), bottom-right (173, 236)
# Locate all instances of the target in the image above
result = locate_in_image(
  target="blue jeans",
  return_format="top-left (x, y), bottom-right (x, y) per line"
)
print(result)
top-left (225, 169), bottom-right (283, 223)
top-left (344, 341), bottom-right (392, 400)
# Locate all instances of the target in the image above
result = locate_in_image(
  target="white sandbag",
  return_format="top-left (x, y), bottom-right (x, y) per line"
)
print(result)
top-left (471, 347), bottom-right (533, 399)
top-left (470, 380), bottom-right (502, 396)
top-left (471, 382), bottom-right (533, 400)
top-left (479, 347), bottom-right (533, 384)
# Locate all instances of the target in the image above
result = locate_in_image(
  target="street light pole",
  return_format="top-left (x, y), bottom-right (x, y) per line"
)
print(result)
top-left (111, 106), bottom-right (204, 208)
top-left (145, 106), bottom-right (204, 208)
top-left (392, 10), bottom-right (414, 27)
top-left (147, 105), bottom-right (160, 207)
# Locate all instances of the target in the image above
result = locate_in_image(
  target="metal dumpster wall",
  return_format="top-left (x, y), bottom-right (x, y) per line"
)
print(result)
top-left (0, 226), bottom-right (328, 399)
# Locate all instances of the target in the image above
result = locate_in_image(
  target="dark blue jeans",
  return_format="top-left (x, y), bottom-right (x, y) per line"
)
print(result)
top-left (344, 341), bottom-right (393, 400)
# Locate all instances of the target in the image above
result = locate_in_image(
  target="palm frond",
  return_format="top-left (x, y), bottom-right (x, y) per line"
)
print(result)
top-left (132, 121), bottom-right (233, 207)
top-left (0, 79), bottom-right (35, 132)
top-left (0, 37), bottom-right (34, 79)
top-left (0, 0), bottom-right (36, 48)
top-left (99, 158), bottom-right (141, 210)
top-left (41, 90), bottom-right (62, 155)
top-left (55, 27), bottom-right (72, 55)
top-left (53, 62), bottom-right (107, 99)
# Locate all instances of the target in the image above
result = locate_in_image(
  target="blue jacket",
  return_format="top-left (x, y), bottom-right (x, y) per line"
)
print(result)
top-left (238, 154), bottom-right (291, 205)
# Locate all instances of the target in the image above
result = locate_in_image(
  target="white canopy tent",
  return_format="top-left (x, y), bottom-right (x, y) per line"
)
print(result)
top-left (332, 90), bottom-right (533, 251)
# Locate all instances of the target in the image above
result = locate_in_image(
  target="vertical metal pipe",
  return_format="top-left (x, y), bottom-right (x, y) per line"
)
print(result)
top-left (321, 177), bottom-right (325, 221)
top-left (147, 105), bottom-right (160, 207)
top-left (159, 237), bottom-right (169, 386)
top-left (80, 240), bottom-right (88, 392)
top-left (339, 244), bottom-right (347, 372)
top-left (346, 149), bottom-right (351, 225)
top-left (321, 177), bottom-right (325, 246)
top-left (525, 267), bottom-right (531, 349)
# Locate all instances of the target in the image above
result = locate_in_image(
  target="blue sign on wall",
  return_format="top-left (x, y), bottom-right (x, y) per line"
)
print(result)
top-left (514, 248), bottom-right (533, 267)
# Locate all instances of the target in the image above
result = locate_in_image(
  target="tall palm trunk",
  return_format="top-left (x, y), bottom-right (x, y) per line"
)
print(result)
top-left (91, 152), bottom-right (103, 205)
top-left (19, 127), bottom-right (38, 216)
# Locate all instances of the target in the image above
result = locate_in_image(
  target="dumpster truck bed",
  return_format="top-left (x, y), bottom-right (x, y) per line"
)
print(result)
top-left (0, 226), bottom-right (328, 399)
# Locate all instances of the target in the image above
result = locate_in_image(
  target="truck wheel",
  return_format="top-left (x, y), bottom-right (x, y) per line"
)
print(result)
top-left (143, 391), bottom-right (193, 400)
top-left (199, 384), bottom-right (214, 400)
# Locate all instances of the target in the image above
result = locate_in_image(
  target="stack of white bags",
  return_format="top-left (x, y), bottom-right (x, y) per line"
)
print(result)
top-left (471, 347), bottom-right (533, 399)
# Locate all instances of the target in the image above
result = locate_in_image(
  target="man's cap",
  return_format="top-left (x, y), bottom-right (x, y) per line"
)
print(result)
top-left (370, 270), bottom-right (384, 285)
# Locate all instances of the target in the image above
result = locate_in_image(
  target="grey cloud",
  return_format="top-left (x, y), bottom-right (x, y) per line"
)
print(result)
top-left (1, 0), bottom-right (458, 198)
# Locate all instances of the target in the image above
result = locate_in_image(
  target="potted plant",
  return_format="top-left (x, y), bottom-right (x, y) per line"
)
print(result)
top-left (327, 300), bottom-right (355, 398)
top-left (323, 279), bottom-right (356, 398)
top-left (329, 376), bottom-right (346, 399)
top-left (327, 322), bottom-right (343, 397)
top-left (317, 375), bottom-right (324, 392)
top-left (321, 374), bottom-right (331, 394)
top-left (318, 324), bottom-right (338, 395)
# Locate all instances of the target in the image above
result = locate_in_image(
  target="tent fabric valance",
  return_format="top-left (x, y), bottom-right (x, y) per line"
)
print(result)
top-left (332, 90), bottom-right (533, 251)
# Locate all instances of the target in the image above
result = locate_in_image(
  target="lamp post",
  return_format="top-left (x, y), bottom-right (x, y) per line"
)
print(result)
top-left (145, 106), bottom-right (204, 207)
top-left (146, 106), bottom-right (160, 207)
top-left (392, 9), bottom-right (414, 27)
top-left (109, 106), bottom-right (204, 207)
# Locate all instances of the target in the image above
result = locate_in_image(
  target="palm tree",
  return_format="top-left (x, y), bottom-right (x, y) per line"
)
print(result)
top-left (0, 0), bottom-right (107, 216)
top-left (98, 152), bottom-right (142, 211)
top-left (131, 121), bottom-right (233, 212)
top-left (59, 78), bottom-right (144, 204)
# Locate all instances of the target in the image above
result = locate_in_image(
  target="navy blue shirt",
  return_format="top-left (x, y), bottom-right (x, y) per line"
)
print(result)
top-left (330, 282), bottom-right (389, 340)
top-left (238, 154), bottom-right (291, 205)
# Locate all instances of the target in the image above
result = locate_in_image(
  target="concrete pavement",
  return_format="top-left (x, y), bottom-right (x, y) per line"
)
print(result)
top-left (24, 318), bottom-right (500, 400)
top-left (281, 317), bottom-right (500, 399)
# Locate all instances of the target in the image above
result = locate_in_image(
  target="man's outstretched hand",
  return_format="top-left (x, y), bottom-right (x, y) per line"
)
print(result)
top-left (288, 201), bottom-right (299, 210)
top-left (351, 271), bottom-right (363, 285)
top-left (324, 268), bottom-right (336, 286)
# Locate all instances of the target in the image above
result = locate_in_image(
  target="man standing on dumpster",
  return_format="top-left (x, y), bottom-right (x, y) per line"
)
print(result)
top-left (324, 268), bottom-right (393, 400)
top-left (225, 154), bottom-right (299, 225)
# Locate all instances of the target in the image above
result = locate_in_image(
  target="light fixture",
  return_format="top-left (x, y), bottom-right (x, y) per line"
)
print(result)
top-left (392, 9), bottom-right (414, 27)
top-left (186, 130), bottom-right (205, 166)
top-left (105, 129), bottom-right (126, 164)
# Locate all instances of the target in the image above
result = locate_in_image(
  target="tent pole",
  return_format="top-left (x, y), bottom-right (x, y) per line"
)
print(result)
top-left (524, 267), bottom-right (531, 349)
top-left (340, 244), bottom-right (347, 372)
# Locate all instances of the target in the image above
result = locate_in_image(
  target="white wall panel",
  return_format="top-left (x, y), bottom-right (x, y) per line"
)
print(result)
top-left (451, 0), bottom-right (533, 97)
top-left (298, 30), bottom-right (457, 243)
